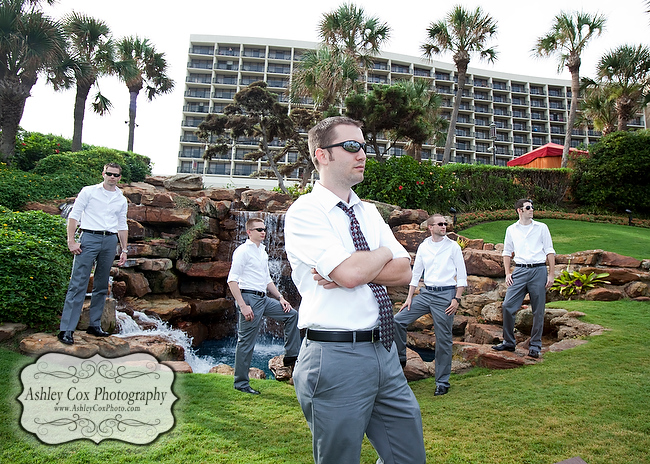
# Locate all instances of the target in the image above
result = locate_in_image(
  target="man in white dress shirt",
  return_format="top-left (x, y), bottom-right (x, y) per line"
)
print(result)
top-left (285, 116), bottom-right (425, 464)
top-left (227, 217), bottom-right (300, 395)
top-left (394, 213), bottom-right (467, 396)
top-left (492, 199), bottom-right (555, 358)
top-left (58, 163), bottom-right (128, 345)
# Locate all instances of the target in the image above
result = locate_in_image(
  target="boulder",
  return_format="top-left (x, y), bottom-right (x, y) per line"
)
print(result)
top-left (407, 331), bottom-right (436, 351)
top-left (175, 320), bottom-right (209, 347)
top-left (190, 238), bottom-right (221, 258)
top-left (624, 281), bottom-right (649, 298)
top-left (0, 322), bottom-right (27, 342)
top-left (466, 275), bottom-right (499, 295)
top-left (466, 238), bottom-right (484, 250)
top-left (240, 189), bottom-right (292, 211)
top-left (205, 188), bottom-right (237, 201)
top-left (454, 342), bottom-right (538, 369)
top-left (599, 251), bottom-right (641, 269)
top-left (269, 355), bottom-right (294, 382)
top-left (127, 219), bottom-right (146, 239)
top-left (176, 260), bottom-right (231, 279)
top-left (387, 208), bottom-right (430, 228)
top-left (179, 280), bottom-right (227, 300)
top-left (140, 192), bottom-right (177, 208)
top-left (124, 296), bottom-right (192, 321)
top-left (555, 250), bottom-right (602, 266)
top-left (402, 348), bottom-right (432, 381)
top-left (464, 322), bottom-right (502, 345)
top-left (462, 248), bottom-right (506, 277)
top-left (143, 270), bottom-right (178, 294)
top-left (461, 291), bottom-right (501, 317)
top-left (585, 287), bottom-right (625, 301)
top-left (78, 297), bottom-right (117, 333)
top-left (209, 364), bottom-right (234, 375)
top-left (20, 333), bottom-right (131, 358)
top-left (481, 302), bottom-right (503, 324)
top-left (162, 361), bottom-right (193, 373)
top-left (579, 266), bottom-right (647, 285)
top-left (190, 298), bottom-right (233, 317)
top-left (550, 315), bottom-right (607, 340)
top-left (120, 334), bottom-right (185, 361)
top-left (133, 258), bottom-right (173, 272)
top-left (393, 227), bottom-right (429, 254)
top-left (548, 339), bottom-right (588, 353)
top-left (163, 174), bottom-right (203, 191)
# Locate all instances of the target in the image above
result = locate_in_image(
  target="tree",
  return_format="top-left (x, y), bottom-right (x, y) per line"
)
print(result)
top-left (290, 3), bottom-right (390, 113)
top-left (596, 44), bottom-right (650, 132)
top-left (318, 3), bottom-right (390, 70)
top-left (422, 5), bottom-right (498, 165)
top-left (116, 36), bottom-right (173, 152)
top-left (275, 107), bottom-right (321, 188)
top-left (197, 81), bottom-right (295, 193)
top-left (289, 47), bottom-right (359, 113)
top-left (0, 0), bottom-right (67, 164)
top-left (345, 82), bottom-right (446, 163)
top-left (578, 78), bottom-right (617, 137)
top-left (63, 12), bottom-right (126, 152)
top-left (533, 11), bottom-right (606, 167)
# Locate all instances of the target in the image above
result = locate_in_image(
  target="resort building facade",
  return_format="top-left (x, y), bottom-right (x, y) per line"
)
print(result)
top-left (179, 35), bottom-right (646, 189)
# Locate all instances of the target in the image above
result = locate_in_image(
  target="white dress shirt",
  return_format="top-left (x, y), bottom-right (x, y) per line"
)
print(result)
top-left (68, 183), bottom-right (128, 232)
top-left (227, 239), bottom-right (272, 293)
top-left (285, 182), bottom-right (410, 331)
top-left (410, 235), bottom-right (468, 288)
top-left (502, 219), bottom-right (555, 264)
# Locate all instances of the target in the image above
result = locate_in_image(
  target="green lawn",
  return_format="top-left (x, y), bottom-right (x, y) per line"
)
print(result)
top-left (1, 300), bottom-right (649, 463)
top-left (461, 219), bottom-right (650, 260)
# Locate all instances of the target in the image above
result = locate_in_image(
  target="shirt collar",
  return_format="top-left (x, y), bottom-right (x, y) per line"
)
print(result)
top-left (93, 182), bottom-right (123, 196)
top-left (313, 182), bottom-right (362, 212)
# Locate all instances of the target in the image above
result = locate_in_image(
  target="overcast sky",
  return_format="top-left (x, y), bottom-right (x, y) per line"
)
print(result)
top-left (20, 0), bottom-right (650, 175)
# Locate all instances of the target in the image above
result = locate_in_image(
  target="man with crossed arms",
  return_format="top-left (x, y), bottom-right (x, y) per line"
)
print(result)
top-left (394, 213), bottom-right (467, 396)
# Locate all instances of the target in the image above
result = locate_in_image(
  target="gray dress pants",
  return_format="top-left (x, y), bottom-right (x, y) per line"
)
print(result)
top-left (501, 266), bottom-right (548, 353)
top-left (233, 292), bottom-right (300, 389)
top-left (394, 287), bottom-right (456, 387)
top-left (60, 232), bottom-right (118, 331)
top-left (293, 338), bottom-right (426, 464)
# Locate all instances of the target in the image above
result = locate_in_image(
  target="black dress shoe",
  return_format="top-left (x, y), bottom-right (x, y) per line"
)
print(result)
top-left (86, 326), bottom-right (110, 337)
top-left (434, 385), bottom-right (449, 396)
top-left (528, 350), bottom-right (540, 358)
top-left (235, 385), bottom-right (260, 395)
top-left (283, 356), bottom-right (297, 368)
top-left (492, 343), bottom-right (516, 352)
top-left (57, 331), bottom-right (74, 345)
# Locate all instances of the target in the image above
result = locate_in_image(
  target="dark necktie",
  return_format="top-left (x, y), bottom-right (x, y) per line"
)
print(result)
top-left (337, 201), bottom-right (394, 351)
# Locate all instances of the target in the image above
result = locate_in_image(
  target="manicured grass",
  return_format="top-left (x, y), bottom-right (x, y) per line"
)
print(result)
top-left (461, 219), bottom-right (650, 260)
top-left (1, 300), bottom-right (649, 463)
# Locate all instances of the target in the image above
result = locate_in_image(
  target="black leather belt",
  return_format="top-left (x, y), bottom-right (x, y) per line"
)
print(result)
top-left (80, 229), bottom-right (116, 236)
top-left (425, 285), bottom-right (456, 291)
top-left (515, 263), bottom-right (546, 268)
top-left (241, 289), bottom-right (266, 297)
top-left (306, 328), bottom-right (380, 342)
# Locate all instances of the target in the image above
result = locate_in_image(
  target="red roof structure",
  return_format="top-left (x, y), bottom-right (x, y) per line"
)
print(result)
top-left (507, 143), bottom-right (587, 168)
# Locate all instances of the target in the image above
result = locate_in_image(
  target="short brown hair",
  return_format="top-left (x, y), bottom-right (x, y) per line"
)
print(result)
top-left (515, 198), bottom-right (532, 211)
top-left (245, 217), bottom-right (264, 230)
top-left (103, 163), bottom-right (122, 174)
top-left (307, 116), bottom-right (363, 170)
top-left (426, 214), bottom-right (445, 226)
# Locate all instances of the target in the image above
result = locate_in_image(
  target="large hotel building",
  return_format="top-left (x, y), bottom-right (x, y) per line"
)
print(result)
top-left (179, 35), bottom-right (647, 188)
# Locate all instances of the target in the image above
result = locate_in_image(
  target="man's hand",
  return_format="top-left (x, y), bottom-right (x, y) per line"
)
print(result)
top-left (117, 251), bottom-right (127, 266)
top-left (399, 297), bottom-right (412, 313)
top-left (445, 299), bottom-right (459, 316)
top-left (240, 305), bottom-right (254, 321)
top-left (311, 268), bottom-right (339, 289)
top-left (68, 242), bottom-right (81, 255)
top-left (545, 276), bottom-right (554, 289)
top-left (279, 297), bottom-right (292, 313)
top-left (505, 273), bottom-right (513, 287)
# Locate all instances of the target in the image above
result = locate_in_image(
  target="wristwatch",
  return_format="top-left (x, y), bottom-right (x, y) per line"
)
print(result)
top-left (453, 297), bottom-right (461, 304)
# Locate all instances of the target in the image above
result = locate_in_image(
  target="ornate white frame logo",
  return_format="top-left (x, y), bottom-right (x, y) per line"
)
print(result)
top-left (18, 352), bottom-right (177, 444)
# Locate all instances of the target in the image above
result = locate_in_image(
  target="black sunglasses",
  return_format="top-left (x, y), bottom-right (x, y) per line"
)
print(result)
top-left (321, 140), bottom-right (367, 153)
top-left (251, 227), bottom-right (266, 232)
top-left (436, 222), bottom-right (448, 227)
top-left (105, 172), bottom-right (121, 177)
top-left (523, 205), bottom-right (534, 210)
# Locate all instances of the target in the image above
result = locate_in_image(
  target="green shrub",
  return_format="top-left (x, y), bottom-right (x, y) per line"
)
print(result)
top-left (572, 130), bottom-right (650, 214)
top-left (13, 130), bottom-right (78, 172)
top-left (0, 209), bottom-right (71, 328)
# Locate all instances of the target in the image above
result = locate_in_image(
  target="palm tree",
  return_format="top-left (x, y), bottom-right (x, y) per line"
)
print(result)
top-left (533, 11), bottom-right (606, 167)
top-left (63, 12), bottom-right (126, 152)
top-left (318, 3), bottom-right (391, 70)
top-left (578, 78), bottom-right (617, 136)
top-left (117, 36), bottom-right (174, 152)
top-left (0, 0), bottom-right (67, 164)
top-left (289, 46), bottom-right (360, 112)
top-left (421, 5), bottom-right (498, 165)
top-left (596, 44), bottom-right (650, 132)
